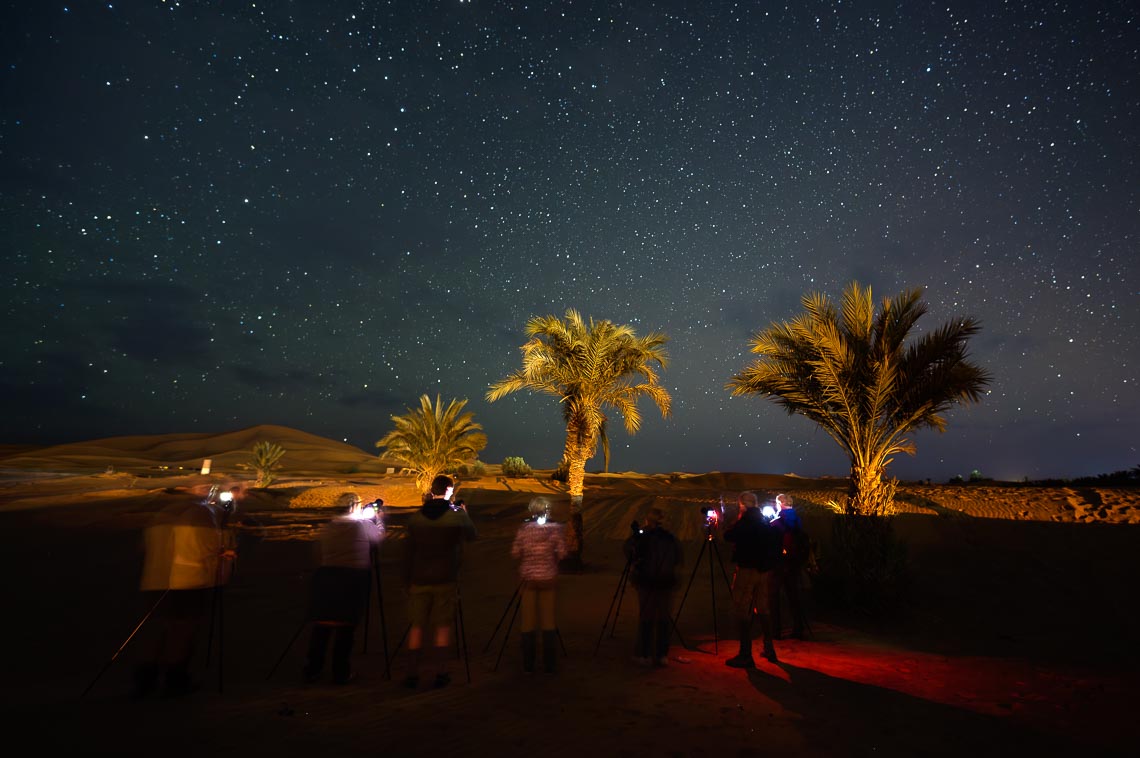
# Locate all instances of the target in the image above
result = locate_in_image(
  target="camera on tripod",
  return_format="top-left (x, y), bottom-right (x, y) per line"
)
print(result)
top-left (698, 504), bottom-right (722, 531)
top-left (629, 520), bottom-right (643, 535)
top-left (359, 498), bottom-right (384, 523)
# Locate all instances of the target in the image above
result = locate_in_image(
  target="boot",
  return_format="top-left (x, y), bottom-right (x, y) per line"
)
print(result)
top-left (758, 614), bottom-right (779, 663)
top-left (542, 631), bottom-right (558, 673)
top-left (521, 632), bottom-right (537, 673)
top-left (725, 620), bottom-right (756, 669)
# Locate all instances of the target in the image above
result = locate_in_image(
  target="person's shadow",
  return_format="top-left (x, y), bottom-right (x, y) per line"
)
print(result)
top-left (743, 661), bottom-right (1119, 757)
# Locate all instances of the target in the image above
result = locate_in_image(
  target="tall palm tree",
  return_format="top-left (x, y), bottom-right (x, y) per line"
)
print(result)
top-left (376, 394), bottom-right (488, 494)
top-left (727, 282), bottom-right (990, 515)
top-left (488, 309), bottom-right (672, 565)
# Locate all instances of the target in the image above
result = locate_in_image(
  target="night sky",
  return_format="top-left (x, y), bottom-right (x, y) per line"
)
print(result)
top-left (2, 1), bottom-right (1136, 481)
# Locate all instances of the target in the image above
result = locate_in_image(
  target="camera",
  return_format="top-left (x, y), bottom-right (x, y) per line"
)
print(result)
top-left (629, 520), bottom-right (643, 535)
top-left (698, 504), bottom-right (721, 530)
top-left (449, 498), bottom-right (466, 512)
top-left (359, 498), bottom-right (384, 523)
top-left (761, 504), bottom-right (778, 522)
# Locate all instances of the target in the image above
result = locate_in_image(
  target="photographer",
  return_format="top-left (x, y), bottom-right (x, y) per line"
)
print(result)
top-left (510, 496), bottom-right (567, 673)
top-left (622, 506), bottom-right (683, 667)
top-left (723, 491), bottom-right (782, 667)
top-left (302, 493), bottom-right (384, 685)
top-left (132, 484), bottom-right (239, 698)
top-left (402, 475), bottom-right (477, 689)
top-left (770, 493), bottom-right (809, 640)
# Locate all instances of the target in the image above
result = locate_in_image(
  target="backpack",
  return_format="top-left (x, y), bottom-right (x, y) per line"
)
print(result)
top-left (635, 529), bottom-right (678, 582)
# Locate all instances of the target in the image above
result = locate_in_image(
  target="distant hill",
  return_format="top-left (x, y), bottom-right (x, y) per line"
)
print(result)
top-left (0, 425), bottom-right (398, 476)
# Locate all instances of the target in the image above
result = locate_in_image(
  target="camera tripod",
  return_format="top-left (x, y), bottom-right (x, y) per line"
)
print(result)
top-left (266, 549), bottom-right (390, 681)
top-left (82, 524), bottom-right (234, 699)
top-left (593, 549), bottom-right (635, 657)
top-left (671, 526), bottom-right (735, 654)
top-left (383, 584), bottom-right (471, 684)
top-left (484, 581), bottom-right (567, 671)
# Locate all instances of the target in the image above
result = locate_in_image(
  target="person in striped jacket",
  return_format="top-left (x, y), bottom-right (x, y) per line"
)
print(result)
top-left (510, 496), bottom-right (567, 673)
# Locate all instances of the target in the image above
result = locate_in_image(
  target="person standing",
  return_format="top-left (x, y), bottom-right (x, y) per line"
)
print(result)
top-left (510, 496), bottom-right (567, 673)
top-left (770, 493), bottom-right (809, 640)
top-left (723, 491), bottom-right (782, 667)
top-left (622, 505), bottom-right (683, 667)
top-left (133, 484), bottom-right (239, 697)
top-left (303, 493), bottom-right (384, 685)
top-left (402, 475), bottom-right (477, 689)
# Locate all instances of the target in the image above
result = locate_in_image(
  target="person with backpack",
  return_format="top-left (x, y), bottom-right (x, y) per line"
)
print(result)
top-left (770, 493), bottom-right (809, 640)
top-left (622, 506), bottom-right (683, 667)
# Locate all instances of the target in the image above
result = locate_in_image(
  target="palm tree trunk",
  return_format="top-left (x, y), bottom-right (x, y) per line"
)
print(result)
top-left (848, 462), bottom-right (895, 517)
top-left (562, 432), bottom-right (592, 572)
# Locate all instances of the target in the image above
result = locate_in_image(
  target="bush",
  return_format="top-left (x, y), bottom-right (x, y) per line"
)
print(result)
top-left (812, 514), bottom-right (910, 618)
top-left (550, 461), bottom-right (569, 483)
top-left (472, 459), bottom-right (486, 476)
top-left (501, 456), bottom-right (533, 478)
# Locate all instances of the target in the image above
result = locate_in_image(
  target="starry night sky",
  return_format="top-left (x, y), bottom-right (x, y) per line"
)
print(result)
top-left (2, 1), bottom-right (1136, 481)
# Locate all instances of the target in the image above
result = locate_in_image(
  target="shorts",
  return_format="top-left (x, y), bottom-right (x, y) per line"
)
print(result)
top-left (408, 582), bottom-right (457, 630)
top-left (731, 567), bottom-right (773, 620)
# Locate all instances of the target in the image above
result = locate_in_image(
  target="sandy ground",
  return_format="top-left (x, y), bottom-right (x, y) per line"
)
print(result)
top-left (1, 430), bottom-right (1137, 756)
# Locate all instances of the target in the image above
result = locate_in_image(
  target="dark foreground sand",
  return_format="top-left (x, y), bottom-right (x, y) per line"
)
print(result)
top-left (2, 483), bottom-right (1137, 757)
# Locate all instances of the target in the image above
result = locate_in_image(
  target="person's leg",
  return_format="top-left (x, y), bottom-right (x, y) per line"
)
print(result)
top-left (520, 584), bottom-right (538, 673)
top-left (653, 589), bottom-right (674, 664)
top-left (757, 570), bottom-right (778, 662)
top-left (331, 625), bottom-right (356, 684)
top-left (538, 587), bottom-right (558, 673)
top-left (634, 586), bottom-right (653, 663)
top-left (304, 623), bottom-right (332, 682)
top-left (430, 584), bottom-right (456, 687)
top-left (404, 586), bottom-right (430, 687)
top-left (162, 589), bottom-right (208, 694)
top-left (726, 569), bottom-right (757, 668)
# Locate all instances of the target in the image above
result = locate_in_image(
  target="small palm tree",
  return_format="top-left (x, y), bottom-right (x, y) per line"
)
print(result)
top-left (488, 309), bottom-right (672, 565)
top-left (727, 282), bottom-right (990, 515)
top-left (376, 394), bottom-right (488, 494)
top-left (251, 440), bottom-right (286, 488)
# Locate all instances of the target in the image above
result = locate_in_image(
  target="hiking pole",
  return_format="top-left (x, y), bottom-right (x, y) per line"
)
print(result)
top-left (81, 589), bottom-right (169, 698)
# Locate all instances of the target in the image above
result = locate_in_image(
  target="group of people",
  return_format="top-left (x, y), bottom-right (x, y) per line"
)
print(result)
top-left (130, 475), bottom-right (808, 697)
top-left (622, 491), bottom-right (809, 669)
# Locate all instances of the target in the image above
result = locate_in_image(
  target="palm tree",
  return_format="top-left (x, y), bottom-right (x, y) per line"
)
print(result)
top-left (376, 394), bottom-right (488, 494)
top-left (250, 440), bottom-right (286, 488)
top-left (727, 282), bottom-right (990, 516)
top-left (488, 309), bottom-right (672, 565)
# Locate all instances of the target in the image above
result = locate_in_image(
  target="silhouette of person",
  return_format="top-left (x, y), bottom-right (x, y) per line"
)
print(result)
top-left (623, 506), bottom-right (683, 667)
top-left (132, 484), bottom-right (238, 697)
top-left (511, 496), bottom-right (567, 673)
top-left (303, 493), bottom-right (384, 684)
top-left (770, 493), bottom-right (809, 640)
top-left (723, 491), bottom-right (782, 667)
top-left (402, 475), bottom-right (477, 689)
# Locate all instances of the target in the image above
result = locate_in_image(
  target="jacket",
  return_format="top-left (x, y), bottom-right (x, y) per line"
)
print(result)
top-left (405, 499), bottom-right (477, 585)
top-left (723, 507), bottom-right (781, 572)
top-left (139, 496), bottom-right (236, 591)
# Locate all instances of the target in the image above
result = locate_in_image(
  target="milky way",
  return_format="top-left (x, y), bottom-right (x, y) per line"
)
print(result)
top-left (2, 1), bottom-right (1136, 480)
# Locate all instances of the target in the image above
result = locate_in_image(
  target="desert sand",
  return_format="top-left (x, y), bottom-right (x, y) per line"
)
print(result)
top-left (1, 425), bottom-right (1136, 757)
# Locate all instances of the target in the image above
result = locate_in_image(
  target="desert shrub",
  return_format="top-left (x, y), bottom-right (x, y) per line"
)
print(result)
top-left (501, 456), bottom-right (533, 478)
top-left (949, 474), bottom-right (964, 484)
top-left (550, 461), bottom-right (569, 483)
top-left (968, 469), bottom-right (985, 482)
top-left (471, 459), bottom-right (486, 476)
top-left (812, 514), bottom-right (911, 618)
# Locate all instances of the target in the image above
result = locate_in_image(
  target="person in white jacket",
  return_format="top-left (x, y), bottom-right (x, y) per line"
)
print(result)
top-left (133, 485), bottom-right (238, 698)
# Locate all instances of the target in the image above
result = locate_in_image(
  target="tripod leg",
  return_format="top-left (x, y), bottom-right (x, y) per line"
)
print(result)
top-left (483, 582), bottom-right (522, 654)
top-left (609, 564), bottom-right (632, 639)
top-left (217, 585), bottom-right (224, 694)
top-left (708, 540), bottom-right (719, 655)
top-left (456, 591), bottom-right (471, 684)
top-left (670, 540), bottom-right (708, 650)
top-left (594, 560), bottom-right (631, 657)
top-left (81, 589), bottom-right (169, 698)
top-left (493, 593), bottom-right (522, 672)
top-left (374, 560), bottom-right (390, 671)
top-left (385, 622), bottom-right (412, 681)
top-left (265, 616), bottom-right (310, 681)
